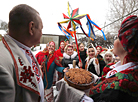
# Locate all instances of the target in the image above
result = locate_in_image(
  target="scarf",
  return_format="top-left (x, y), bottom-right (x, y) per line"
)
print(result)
top-left (118, 15), bottom-right (138, 63)
top-left (43, 51), bottom-right (62, 72)
top-left (85, 57), bottom-right (100, 75)
top-left (106, 61), bottom-right (138, 78)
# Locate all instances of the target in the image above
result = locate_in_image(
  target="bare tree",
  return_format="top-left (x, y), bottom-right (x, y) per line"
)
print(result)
top-left (106, 0), bottom-right (138, 34)
top-left (0, 20), bottom-right (8, 32)
top-left (78, 33), bottom-right (117, 49)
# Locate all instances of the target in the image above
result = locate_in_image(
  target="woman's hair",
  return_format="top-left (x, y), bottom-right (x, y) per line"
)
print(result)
top-left (64, 44), bottom-right (73, 52)
top-left (78, 42), bottom-right (84, 47)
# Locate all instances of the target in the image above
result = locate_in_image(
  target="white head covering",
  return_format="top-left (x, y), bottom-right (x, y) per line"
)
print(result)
top-left (87, 43), bottom-right (97, 56)
top-left (103, 50), bottom-right (114, 64)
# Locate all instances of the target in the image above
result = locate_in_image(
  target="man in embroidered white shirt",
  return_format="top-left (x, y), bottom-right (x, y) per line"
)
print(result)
top-left (0, 4), bottom-right (44, 102)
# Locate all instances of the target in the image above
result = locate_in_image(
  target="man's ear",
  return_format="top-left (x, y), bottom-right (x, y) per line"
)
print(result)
top-left (29, 21), bottom-right (34, 35)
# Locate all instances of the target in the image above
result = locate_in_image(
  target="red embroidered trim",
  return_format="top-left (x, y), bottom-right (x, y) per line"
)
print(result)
top-left (2, 37), bottom-right (40, 96)
top-left (18, 57), bottom-right (24, 66)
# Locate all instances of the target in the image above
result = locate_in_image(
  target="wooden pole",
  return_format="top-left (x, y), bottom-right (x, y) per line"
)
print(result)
top-left (73, 31), bottom-right (81, 63)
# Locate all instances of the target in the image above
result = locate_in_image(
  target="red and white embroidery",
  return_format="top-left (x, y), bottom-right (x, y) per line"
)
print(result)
top-left (109, 70), bottom-right (117, 77)
top-left (20, 66), bottom-right (34, 83)
top-left (21, 48), bottom-right (40, 83)
top-left (18, 57), bottom-right (24, 66)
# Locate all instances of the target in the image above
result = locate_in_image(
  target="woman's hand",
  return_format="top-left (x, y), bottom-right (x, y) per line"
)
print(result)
top-left (63, 67), bottom-right (69, 72)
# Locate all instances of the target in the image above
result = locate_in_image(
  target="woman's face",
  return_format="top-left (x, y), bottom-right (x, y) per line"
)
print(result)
top-left (66, 47), bottom-right (74, 56)
top-left (72, 43), bottom-right (77, 50)
top-left (114, 56), bottom-right (120, 63)
top-left (66, 41), bottom-right (69, 45)
top-left (87, 48), bottom-right (95, 58)
top-left (96, 47), bottom-right (101, 54)
top-left (113, 38), bottom-right (125, 56)
top-left (79, 43), bottom-right (84, 51)
top-left (48, 42), bottom-right (55, 52)
top-left (60, 42), bottom-right (65, 49)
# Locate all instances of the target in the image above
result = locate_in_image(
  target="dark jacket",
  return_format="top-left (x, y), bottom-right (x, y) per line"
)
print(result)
top-left (79, 49), bottom-right (87, 69)
top-left (97, 54), bottom-right (106, 76)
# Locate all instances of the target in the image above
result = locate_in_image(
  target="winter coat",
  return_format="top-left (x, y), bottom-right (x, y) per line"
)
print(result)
top-left (62, 51), bottom-right (79, 68)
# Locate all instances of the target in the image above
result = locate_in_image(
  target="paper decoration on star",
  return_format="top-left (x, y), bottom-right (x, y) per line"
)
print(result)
top-left (58, 2), bottom-right (106, 41)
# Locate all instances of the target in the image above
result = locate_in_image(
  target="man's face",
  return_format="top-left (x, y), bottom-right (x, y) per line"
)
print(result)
top-left (32, 15), bottom-right (43, 46)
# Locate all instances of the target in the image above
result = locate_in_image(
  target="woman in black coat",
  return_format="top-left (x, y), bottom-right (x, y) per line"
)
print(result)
top-left (78, 43), bottom-right (87, 69)
top-left (62, 44), bottom-right (79, 68)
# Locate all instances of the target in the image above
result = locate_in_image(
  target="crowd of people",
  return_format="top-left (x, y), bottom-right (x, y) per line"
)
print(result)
top-left (0, 4), bottom-right (138, 102)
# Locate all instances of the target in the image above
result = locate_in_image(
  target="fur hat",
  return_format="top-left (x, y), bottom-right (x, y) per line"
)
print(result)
top-left (103, 49), bottom-right (114, 64)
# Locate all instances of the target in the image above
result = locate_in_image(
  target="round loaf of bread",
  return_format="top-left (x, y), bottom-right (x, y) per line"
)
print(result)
top-left (64, 68), bottom-right (94, 90)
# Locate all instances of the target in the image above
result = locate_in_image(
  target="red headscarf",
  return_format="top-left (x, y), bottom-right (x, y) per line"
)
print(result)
top-left (118, 15), bottom-right (138, 63)
top-left (96, 46), bottom-right (104, 53)
top-left (42, 41), bottom-right (62, 72)
top-left (56, 41), bottom-right (65, 57)
top-left (59, 40), bottom-right (65, 50)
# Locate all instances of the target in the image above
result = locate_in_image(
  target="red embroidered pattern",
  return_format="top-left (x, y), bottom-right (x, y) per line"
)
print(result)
top-left (18, 57), bottom-right (24, 66)
top-left (21, 48), bottom-right (40, 83)
top-left (20, 66), bottom-right (34, 83)
top-left (89, 68), bottom-right (138, 97)
top-left (109, 70), bottom-right (117, 77)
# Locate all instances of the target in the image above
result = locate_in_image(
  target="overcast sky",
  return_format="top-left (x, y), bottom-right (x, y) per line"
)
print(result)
top-left (0, 0), bottom-right (109, 35)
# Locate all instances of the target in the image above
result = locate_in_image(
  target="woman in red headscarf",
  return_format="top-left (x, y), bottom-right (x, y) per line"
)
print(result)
top-left (36, 41), bottom-right (68, 102)
top-left (89, 15), bottom-right (138, 102)
top-left (56, 41), bottom-right (65, 61)
top-left (56, 41), bottom-right (65, 80)
top-left (35, 43), bottom-right (48, 66)
top-left (96, 46), bottom-right (104, 55)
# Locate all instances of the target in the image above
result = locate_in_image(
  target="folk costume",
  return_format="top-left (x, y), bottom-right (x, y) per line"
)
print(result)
top-left (41, 41), bottom-right (65, 102)
top-left (56, 47), bottom-right (64, 58)
top-left (56, 41), bottom-right (64, 58)
top-left (0, 35), bottom-right (44, 102)
top-left (55, 41), bottom-right (65, 80)
top-left (35, 51), bottom-right (47, 65)
top-left (89, 15), bottom-right (138, 102)
top-left (89, 61), bottom-right (138, 102)
top-left (84, 57), bottom-right (100, 76)
top-left (83, 43), bottom-right (100, 76)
